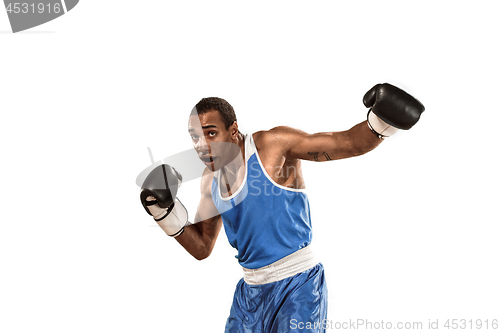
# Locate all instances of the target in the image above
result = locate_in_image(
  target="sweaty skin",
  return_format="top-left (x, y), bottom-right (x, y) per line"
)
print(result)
top-left (171, 110), bottom-right (381, 260)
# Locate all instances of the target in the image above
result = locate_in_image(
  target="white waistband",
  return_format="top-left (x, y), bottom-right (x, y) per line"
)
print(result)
top-left (242, 246), bottom-right (319, 285)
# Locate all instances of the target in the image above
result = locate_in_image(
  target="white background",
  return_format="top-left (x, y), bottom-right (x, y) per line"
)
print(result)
top-left (1, 1), bottom-right (499, 332)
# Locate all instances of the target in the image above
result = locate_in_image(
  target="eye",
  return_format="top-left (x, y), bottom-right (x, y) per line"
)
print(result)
top-left (191, 134), bottom-right (198, 140)
top-left (208, 131), bottom-right (216, 137)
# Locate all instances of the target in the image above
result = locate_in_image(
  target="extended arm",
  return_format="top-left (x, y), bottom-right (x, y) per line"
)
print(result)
top-left (271, 120), bottom-right (381, 162)
top-left (271, 83), bottom-right (424, 162)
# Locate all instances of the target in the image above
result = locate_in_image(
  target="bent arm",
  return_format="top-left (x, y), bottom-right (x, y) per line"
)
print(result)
top-left (174, 168), bottom-right (222, 260)
top-left (175, 216), bottom-right (222, 261)
top-left (272, 120), bottom-right (382, 162)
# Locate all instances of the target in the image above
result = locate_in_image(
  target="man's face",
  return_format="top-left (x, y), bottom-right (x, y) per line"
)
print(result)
top-left (188, 110), bottom-right (240, 171)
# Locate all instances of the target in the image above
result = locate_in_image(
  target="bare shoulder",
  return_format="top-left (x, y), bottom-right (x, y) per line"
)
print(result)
top-left (252, 129), bottom-right (277, 155)
top-left (253, 126), bottom-right (307, 154)
top-left (254, 126), bottom-right (303, 138)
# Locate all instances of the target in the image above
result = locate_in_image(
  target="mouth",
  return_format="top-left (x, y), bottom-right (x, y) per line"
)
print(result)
top-left (200, 156), bottom-right (217, 166)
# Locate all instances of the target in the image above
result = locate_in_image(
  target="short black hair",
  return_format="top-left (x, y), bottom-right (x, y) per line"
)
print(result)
top-left (191, 97), bottom-right (237, 129)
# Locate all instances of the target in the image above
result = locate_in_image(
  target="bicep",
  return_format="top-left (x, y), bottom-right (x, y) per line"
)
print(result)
top-left (272, 126), bottom-right (358, 162)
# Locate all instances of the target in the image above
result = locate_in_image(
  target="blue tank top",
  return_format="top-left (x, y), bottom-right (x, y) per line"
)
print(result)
top-left (211, 133), bottom-right (313, 269)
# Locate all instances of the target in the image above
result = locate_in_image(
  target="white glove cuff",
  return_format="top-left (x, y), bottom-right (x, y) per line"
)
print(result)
top-left (147, 197), bottom-right (188, 237)
top-left (158, 198), bottom-right (188, 237)
top-left (367, 110), bottom-right (399, 139)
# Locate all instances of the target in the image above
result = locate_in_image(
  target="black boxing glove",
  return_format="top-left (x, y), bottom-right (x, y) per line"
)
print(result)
top-left (140, 164), bottom-right (188, 237)
top-left (363, 83), bottom-right (425, 138)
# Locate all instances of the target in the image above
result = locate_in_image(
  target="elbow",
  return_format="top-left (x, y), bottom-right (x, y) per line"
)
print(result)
top-left (193, 249), bottom-right (212, 261)
top-left (194, 254), bottom-right (208, 261)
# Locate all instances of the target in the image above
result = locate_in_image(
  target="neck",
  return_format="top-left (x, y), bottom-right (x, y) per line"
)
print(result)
top-left (222, 132), bottom-right (245, 180)
top-left (236, 132), bottom-right (245, 155)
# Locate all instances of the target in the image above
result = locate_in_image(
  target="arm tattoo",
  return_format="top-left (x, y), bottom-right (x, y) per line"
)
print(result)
top-left (307, 151), bottom-right (320, 162)
top-left (322, 152), bottom-right (332, 161)
top-left (308, 151), bottom-right (332, 162)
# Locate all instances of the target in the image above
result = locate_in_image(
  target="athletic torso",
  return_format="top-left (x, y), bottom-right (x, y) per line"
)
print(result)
top-left (211, 132), bottom-right (313, 269)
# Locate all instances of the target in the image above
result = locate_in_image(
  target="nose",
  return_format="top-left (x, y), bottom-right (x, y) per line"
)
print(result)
top-left (194, 135), bottom-right (209, 154)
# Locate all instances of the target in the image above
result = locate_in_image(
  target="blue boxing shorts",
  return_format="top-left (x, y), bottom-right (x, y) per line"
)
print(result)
top-left (224, 248), bottom-right (328, 333)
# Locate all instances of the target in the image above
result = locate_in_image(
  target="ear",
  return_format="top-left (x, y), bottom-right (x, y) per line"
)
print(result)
top-left (230, 121), bottom-right (239, 139)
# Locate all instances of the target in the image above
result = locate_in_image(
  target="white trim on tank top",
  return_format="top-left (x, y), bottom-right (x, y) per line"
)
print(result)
top-left (217, 134), bottom-right (251, 202)
top-left (217, 133), bottom-right (306, 202)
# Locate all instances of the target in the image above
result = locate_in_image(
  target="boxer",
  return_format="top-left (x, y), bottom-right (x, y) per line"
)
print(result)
top-left (141, 83), bottom-right (425, 332)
